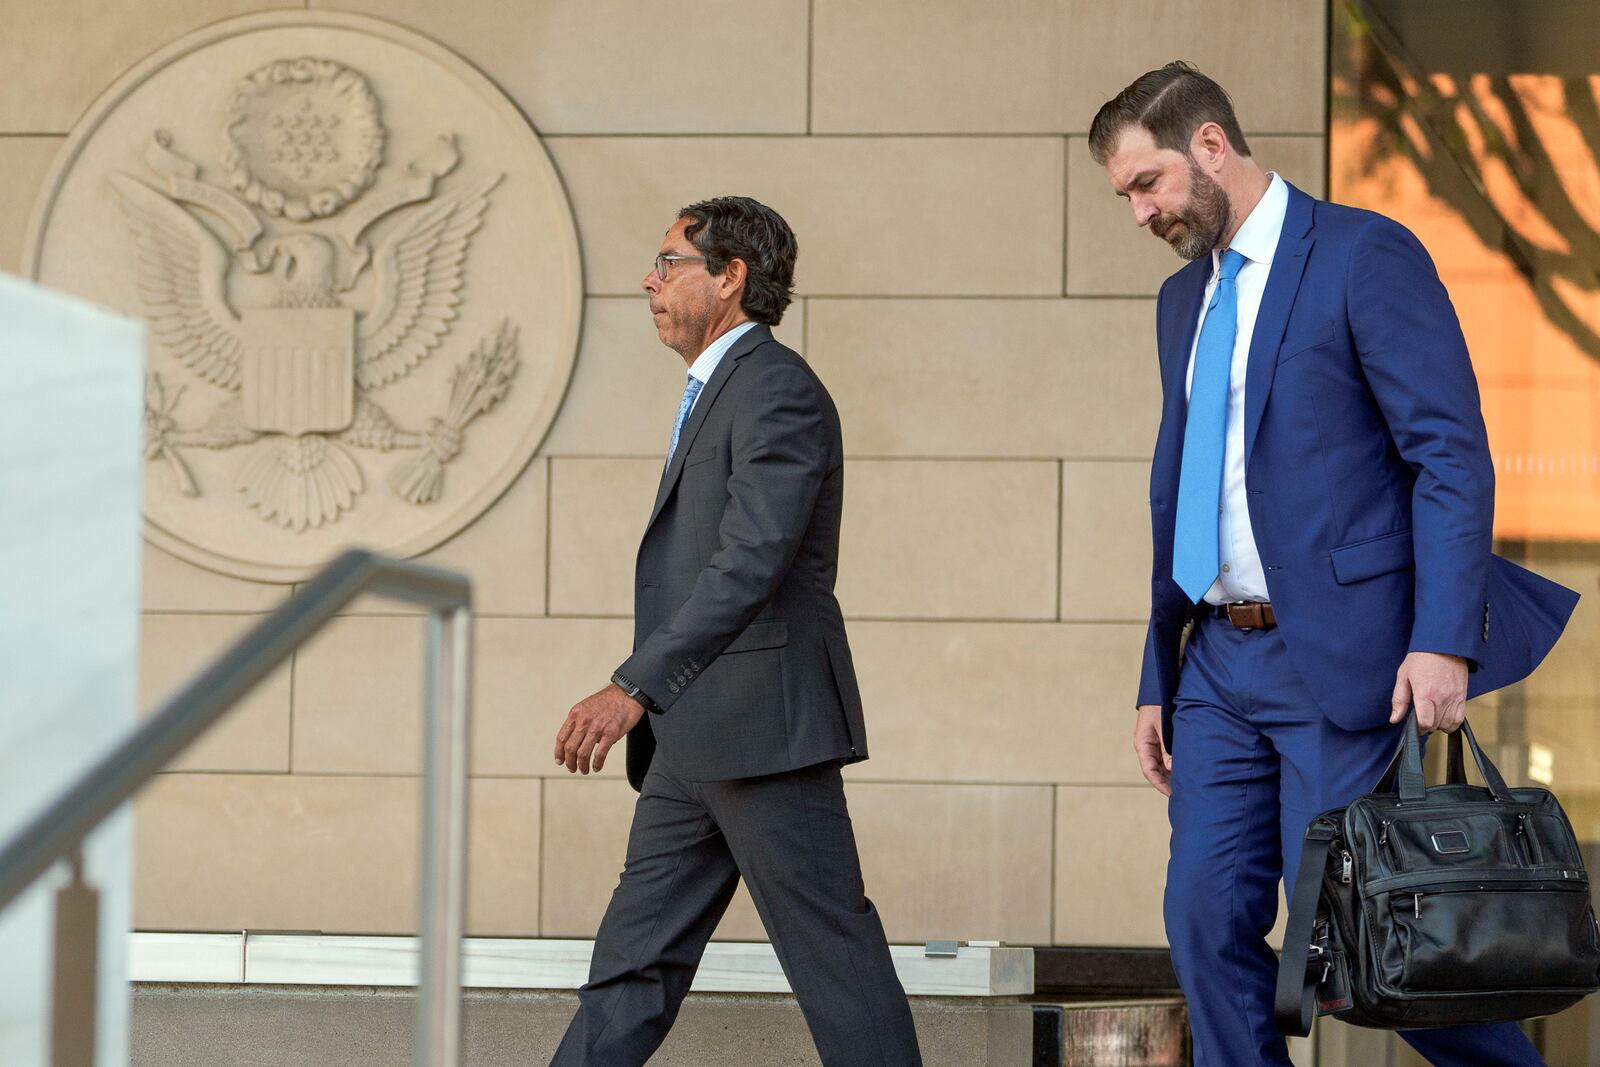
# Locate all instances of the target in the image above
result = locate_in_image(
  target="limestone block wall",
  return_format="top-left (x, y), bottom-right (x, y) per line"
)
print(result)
top-left (0, 0), bottom-right (1328, 948)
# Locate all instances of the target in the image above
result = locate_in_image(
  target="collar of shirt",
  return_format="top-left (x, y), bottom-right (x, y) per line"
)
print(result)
top-left (1211, 171), bottom-right (1288, 275)
top-left (687, 320), bottom-right (760, 385)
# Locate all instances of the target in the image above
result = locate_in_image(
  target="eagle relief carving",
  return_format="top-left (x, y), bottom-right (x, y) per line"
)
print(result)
top-left (114, 57), bottom-right (519, 531)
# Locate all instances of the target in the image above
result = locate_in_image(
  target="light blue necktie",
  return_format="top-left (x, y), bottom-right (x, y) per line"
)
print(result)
top-left (1173, 248), bottom-right (1248, 603)
top-left (667, 375), bottom-right (704, 463)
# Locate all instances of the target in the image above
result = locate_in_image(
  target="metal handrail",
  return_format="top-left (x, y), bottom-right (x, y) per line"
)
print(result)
top-left (0, 548), bottom-right (473, 1067)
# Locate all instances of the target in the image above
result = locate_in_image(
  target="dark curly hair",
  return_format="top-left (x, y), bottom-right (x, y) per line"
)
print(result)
top-left (678, 196), bottom-right (797, 326)
top-left (1088, 61), bottom-right (1252, 166)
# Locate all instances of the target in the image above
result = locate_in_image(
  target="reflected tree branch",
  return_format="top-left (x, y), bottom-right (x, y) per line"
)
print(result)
top-left (1342, 0), bottom-right (1600, 364)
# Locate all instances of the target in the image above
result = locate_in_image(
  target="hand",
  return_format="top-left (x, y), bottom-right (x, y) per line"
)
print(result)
top-left (1390, 652), bottom-right (1468, 734)
top-left (554, 683), bottom-right (645, 774)
top-left (1134, 705), bottom-right (1172, 797)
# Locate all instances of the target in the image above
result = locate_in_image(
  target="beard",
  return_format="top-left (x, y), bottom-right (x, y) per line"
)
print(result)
top-left (1151, 159), bottom-right (1233, 261)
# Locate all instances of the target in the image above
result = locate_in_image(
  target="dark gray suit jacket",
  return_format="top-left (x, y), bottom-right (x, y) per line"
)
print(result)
top-left (616, 324), bottom-right (868, 790)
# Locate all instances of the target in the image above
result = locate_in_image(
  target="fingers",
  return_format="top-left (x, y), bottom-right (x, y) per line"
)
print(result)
top-left (1394, 652), bottom-right (1469, 732)
top-left (1139, 749), bottom-right (1173, 797)
top-left (593, 733), bottom-right (617, 773)
top-left (1390, 669), bottom-right (1412, 725)
top-left (1132, 709), bottom-right (1172, 796)
top-left (554, 710), bottom-right (577, 765)
top-left (1134, 742), bottom-right (1158, 785)
top-left (557, 709), bottom-right (589, 773)
top-left (556, 701), bottom-right (623, 774)
top-left (575, 727), bottom-right (603, 775)
top-left (1133, 739), bottom-right (1171, 797)
top-left (1413, 696), bottom-right (1438, 735)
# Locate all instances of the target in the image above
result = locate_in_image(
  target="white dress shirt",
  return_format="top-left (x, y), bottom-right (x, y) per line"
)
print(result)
top-left (1183, 172), bottom-right (1288, 605)
top-left (685, 320), bottom-right (759, 412)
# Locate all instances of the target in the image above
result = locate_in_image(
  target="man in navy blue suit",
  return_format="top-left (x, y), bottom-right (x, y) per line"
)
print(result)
top-left (1091, 62), bottom-right (1575, 1066)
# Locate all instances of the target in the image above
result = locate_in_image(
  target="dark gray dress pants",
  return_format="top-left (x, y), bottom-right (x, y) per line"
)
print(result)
top-left (550, 756), bottom-right (922, 1066)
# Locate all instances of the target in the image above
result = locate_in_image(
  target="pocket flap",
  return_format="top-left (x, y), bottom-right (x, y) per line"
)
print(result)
top-left (723, 618), bottom-right (788, 654)
top-left (1330, 529), bottom-right (1415, 585)
top-left (686, 442), bottom-right (722, 467)
top-left (1280, 317), bottom-right (1335, 361)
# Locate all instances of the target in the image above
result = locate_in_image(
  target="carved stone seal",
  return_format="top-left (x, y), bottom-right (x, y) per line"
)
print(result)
top-left (25, 12), bottom-right (582, 581)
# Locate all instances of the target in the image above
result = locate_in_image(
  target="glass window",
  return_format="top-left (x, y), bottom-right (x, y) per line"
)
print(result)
top-left (1330, 1), bottom-right (1600, 1062)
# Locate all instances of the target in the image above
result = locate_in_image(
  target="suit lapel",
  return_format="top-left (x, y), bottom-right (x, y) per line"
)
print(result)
top-left (1154, 258), bottom-right (1211, 491)
top-left (1243, 183), bottom-right (1315, 466)
top-left (645, 323), bottom-right (771, 531)
top-left (1162, 258), bottom-right (1210, 413)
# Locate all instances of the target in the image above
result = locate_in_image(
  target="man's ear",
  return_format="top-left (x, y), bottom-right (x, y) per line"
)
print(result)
top-left (718, 257), bottom-right (748, 302)
top-left (1191, 121), bottom-right (1229, 170)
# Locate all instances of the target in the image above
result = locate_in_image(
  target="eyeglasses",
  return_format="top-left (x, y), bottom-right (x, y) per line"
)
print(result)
top-left (653, 254), bottom-right (707, 281)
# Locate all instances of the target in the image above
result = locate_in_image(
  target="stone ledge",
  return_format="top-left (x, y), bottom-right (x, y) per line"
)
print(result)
top-left (128, 933), bottom-right (1033, 997)
top-left (132, 985), bottom-right (1034, 1067)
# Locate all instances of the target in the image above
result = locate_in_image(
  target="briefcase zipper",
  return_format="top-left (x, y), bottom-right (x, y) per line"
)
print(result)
top-left (1340, 849), bottom-right (1353, 885)
top-left (1355, 800), bottom-right (1554, 819)
top-left (1516, 813), bottom-right (1542, 865)
top-left (1379, 820), bottom-right (1401, 871)
top-left (1394, 878), bottom-right (1589, 924)
top-left (1366, 865), bottom-right (1588, 895)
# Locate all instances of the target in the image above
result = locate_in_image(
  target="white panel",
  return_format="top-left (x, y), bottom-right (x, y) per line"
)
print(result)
top-left (127, 933), bottom-right (244, 984)
top-left (236, 934), bottom-right (1032, 996)
top-left (0, 274), bottom-right (144, 1067)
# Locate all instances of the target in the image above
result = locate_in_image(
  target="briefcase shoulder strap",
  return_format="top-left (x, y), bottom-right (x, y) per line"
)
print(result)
top-left (1276, 818), bottom-right (1340, 1037)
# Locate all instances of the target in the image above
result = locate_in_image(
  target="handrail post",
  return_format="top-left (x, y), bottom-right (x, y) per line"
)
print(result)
top-left (417, 604), bottom-right (472, 1067)
top-left (50, 850), bottom-right (97, 1067)
top-left (0, 550), bottom-right (475, 1067)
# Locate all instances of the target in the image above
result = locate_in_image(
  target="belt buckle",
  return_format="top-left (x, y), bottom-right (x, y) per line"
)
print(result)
top-left (1226, 602), bottom-right (1266, 631)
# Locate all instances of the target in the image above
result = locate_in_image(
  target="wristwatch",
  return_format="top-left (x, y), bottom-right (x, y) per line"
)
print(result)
top-left (610, 671), bottom-right (661, 714)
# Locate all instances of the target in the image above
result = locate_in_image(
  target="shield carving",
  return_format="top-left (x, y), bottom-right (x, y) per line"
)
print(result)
top-left (239, 307), bottom-right (356, 436)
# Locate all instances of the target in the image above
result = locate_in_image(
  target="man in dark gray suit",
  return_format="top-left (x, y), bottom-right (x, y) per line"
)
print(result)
top-left (550, 196), bottom-right (922, 1067)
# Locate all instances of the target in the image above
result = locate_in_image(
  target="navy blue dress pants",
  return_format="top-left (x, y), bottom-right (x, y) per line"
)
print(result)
top-left (1166, 612), bottom-right (1545, 1066)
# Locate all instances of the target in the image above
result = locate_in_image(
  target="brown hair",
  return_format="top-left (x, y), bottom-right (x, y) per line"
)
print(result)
top-left (1088, 61), bottom-right (1251, 165)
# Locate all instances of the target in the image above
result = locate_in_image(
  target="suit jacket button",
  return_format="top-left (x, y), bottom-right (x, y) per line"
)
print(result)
top-left (668, 682), bottom-right (680, 694)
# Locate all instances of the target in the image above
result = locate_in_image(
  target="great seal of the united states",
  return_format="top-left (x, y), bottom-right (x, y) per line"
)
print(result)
top-left (24, 11), bottom-right (582, 582)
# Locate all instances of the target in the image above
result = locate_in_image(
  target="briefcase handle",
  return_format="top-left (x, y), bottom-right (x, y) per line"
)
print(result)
top-left (1373, 711), bottom-right (1515, 804)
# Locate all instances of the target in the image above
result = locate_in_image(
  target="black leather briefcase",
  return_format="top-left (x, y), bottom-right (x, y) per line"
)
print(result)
top-left (1276, 712), bottom-right (1600, 1035)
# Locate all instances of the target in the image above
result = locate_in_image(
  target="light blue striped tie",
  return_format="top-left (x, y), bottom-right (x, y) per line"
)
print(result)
top-left (667, 375), bottom-right (704, 463)
top-left (1173, 248), bottom-right (1247, 603)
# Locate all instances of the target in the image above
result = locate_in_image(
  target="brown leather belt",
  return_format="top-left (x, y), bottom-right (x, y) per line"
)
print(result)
top-left (1211, 601), bottom-right (1277, 631)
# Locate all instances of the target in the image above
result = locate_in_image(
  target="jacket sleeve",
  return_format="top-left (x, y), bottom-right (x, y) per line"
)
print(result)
top-left (616, 359), bottom-right (830, 712)
top-left (1137, 598), bottom-right (1190, 711)
top-left (1136, 280), bottom-right (1191, 711)
top-left (1347, 216), bottom-right (1494, 663)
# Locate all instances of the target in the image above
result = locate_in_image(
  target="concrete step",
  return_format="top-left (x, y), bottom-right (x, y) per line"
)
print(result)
top-left (1032, 998), bottom-right (1189, 1067)
top-left (132, 984), bottom-right (1034, 1066)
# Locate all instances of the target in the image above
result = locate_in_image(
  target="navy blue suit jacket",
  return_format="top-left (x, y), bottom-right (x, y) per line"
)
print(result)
top-left (1138, 182), bottom-right (1578, 745)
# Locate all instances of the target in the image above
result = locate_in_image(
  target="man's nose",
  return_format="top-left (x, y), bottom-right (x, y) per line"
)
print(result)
top-left (1133, 197), bottom-right (1159, 228)
top-left (642, 270), bottom-right (659, 295)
